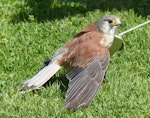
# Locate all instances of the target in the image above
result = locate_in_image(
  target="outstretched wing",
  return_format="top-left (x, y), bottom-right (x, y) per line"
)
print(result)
top-left (64, 55), bottom-right (109, 110)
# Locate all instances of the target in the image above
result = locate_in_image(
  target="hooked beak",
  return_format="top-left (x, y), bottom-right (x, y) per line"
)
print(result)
top-left (115, 19), bottom-right (121, 28)
top-left (116, 23), bottom-right (122, 28)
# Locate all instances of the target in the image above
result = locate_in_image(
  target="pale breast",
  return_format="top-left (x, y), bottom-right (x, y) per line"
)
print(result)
top-left (100, 34), bottom-right (114, 48)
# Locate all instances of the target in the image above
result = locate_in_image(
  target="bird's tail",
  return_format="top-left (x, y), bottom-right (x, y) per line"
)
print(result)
top-left (20, 62), bottom-right (61, 91)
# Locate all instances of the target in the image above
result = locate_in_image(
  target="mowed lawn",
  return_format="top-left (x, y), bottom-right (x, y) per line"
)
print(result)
top-left (0, 0), bottom-right (149, 117)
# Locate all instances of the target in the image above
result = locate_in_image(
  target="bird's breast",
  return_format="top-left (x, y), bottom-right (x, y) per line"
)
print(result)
top-left (100, 34), bottom-right (114, 48)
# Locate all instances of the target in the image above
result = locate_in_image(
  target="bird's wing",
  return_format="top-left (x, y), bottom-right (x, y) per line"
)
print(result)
top-left (64, 55), bottom-right (109, 110)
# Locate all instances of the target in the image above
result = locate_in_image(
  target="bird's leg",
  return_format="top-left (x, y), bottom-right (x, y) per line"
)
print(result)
top-left (102, 75), bottom-right (107, 83)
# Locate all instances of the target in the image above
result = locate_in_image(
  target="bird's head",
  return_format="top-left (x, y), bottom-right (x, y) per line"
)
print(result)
top-left (95, 14), bottom-right (121, 34)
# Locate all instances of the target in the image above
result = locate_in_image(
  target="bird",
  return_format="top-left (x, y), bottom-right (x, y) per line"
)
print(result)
top-left (21, 14), bottom-right (122, 110)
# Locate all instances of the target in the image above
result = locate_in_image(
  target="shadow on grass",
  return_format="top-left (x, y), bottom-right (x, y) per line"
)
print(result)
top-left (43, 74), bottom-right (69, 95)
top-left (11, 0), bottom-right (149, 23)
top-left (30, 73), bottom-right (68, 98)
top-left (35, 59), bottom-right (69, 95)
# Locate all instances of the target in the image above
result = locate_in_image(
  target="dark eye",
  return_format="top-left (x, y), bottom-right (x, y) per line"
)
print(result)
top-left (108, 20), bottom-right (113, 23)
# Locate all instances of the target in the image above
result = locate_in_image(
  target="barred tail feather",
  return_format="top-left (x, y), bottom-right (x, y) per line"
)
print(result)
top-left (20, 62), bottom-right (61, 91)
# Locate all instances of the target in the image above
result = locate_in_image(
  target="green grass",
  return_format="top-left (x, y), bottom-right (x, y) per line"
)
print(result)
top-left (0, 0), bottom-right (150, 117)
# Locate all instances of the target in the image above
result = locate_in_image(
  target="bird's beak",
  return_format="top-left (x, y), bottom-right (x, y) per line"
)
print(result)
top-left (116, 23), bottom-right (122, 28)
top-left (115, 19), bottom-right (121, 28)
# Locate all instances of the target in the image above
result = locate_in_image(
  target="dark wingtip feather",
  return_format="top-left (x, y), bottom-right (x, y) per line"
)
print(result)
top-left (64, 101), bottom-right (89, 111)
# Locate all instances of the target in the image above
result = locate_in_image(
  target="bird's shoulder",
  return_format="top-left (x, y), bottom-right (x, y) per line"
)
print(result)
top-left (65, 23), bottom-right (104, 48)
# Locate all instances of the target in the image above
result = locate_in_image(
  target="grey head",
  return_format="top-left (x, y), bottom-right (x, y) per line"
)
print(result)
top-left (95, 14), bottom-right (121, 34)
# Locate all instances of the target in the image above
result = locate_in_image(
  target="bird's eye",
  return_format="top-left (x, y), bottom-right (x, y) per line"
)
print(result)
top-left (108, 20), bottom-right (113, 24)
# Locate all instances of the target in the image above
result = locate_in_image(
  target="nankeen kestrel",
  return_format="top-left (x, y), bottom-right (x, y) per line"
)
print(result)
top-left (21, 14), bottom-right (122, 110)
